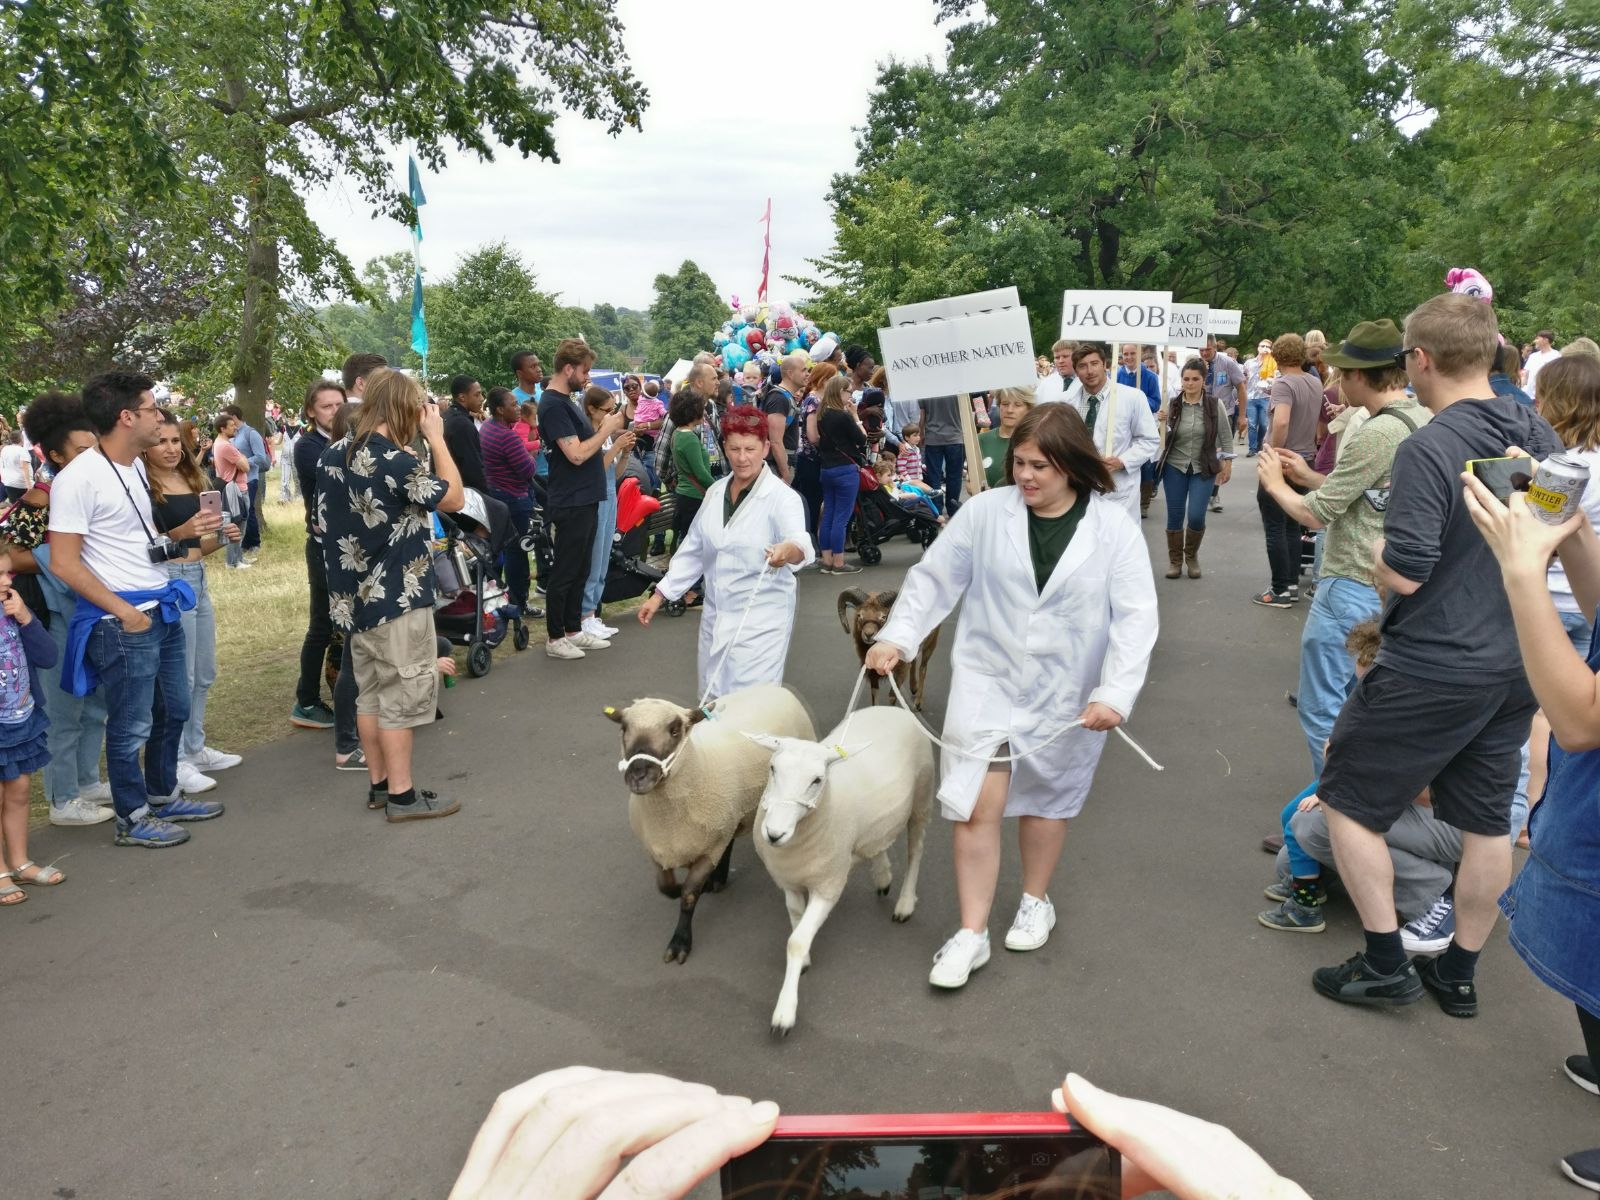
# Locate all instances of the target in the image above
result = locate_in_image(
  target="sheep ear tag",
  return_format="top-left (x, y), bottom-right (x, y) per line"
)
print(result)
top-left (603, 706), bottom-right (624, 725)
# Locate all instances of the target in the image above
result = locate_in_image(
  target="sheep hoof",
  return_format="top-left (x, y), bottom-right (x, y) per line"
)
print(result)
top-left (875, 885), bottom-right (891, 897)
top-left (663, 939), bottom-right (692, 964)
top-left (892, 907), bottom-right (915, 923)
top-left (770, 1023), bottom-right (793, 1038)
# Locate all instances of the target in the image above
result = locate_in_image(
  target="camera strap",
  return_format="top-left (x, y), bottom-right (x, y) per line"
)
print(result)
top-left (97, 447), bottom-right (162, 547)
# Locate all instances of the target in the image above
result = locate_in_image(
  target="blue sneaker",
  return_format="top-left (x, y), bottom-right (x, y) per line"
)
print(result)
top-left (1258, 898), bottom-right (1326, 933)
top-left (1401, 892), bottom-right (1455, 954)
top-left (149, 794), bottom-right (225, 823)
top-left (114, 812), bottom-right (191, 848)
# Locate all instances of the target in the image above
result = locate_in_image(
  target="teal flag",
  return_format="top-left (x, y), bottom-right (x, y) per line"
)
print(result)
top-left (407, 156), bottom-right (428, 361)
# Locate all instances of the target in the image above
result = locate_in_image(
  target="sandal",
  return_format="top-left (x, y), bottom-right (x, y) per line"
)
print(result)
top-left (13, 859), bottom-right (65, 886)
top-left (0, 872), bottom-right (26, 906)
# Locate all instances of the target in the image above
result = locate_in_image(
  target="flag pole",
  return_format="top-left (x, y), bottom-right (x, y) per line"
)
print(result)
top-left (407, 155), bottom-right (430, 387)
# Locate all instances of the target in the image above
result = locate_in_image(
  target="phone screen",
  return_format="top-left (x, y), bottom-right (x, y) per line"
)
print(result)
top-left (1468, 456), bottom-right (1535, 501)
top-left (722, 1134), bottom-right (1118, 1199)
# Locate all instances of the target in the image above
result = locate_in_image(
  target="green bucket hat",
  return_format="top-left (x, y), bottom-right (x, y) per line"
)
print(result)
top-left (1322, 319), bottom-right (1404, 370)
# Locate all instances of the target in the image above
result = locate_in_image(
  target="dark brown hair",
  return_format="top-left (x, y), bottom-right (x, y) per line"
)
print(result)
top-left (341, 353), bottom-right (387, 393)
top-left (1071, 342), bottom-right (1110, 369)
top-left (1346, 618), bottom-right (1381, 670)
top-left (303, 378), bottom-right (346, 420)
top-left (145, 409), bottom-right (209, 501)
top-left (1005, 405), bottom-right (1114, 493)
top-left (1538, 355), bottom-right (1600, 452)
top-left (553, 337), bottom-right (596, 373)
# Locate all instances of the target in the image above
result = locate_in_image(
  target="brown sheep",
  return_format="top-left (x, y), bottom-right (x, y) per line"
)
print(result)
top-left (837, 588), bottom-right (940, 710)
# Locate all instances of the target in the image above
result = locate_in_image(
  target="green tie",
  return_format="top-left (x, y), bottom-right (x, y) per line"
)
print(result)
top-left (1084, 392), bottom-right (1101, 434)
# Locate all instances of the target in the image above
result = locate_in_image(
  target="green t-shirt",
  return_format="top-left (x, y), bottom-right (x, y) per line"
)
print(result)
top-left (978, 428), bottom-right (1010, 488)
top-left (723, 477), bottom-right (751, 523)
top-left (1027, 490), bottom-right (1091, 592)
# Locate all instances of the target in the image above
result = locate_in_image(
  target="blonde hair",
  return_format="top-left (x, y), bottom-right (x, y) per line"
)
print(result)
top-left (351, 367), bottom-right (423, 454)
top-left (1538, 356), bottom-right (1600, 452)
top-left (993, 385), bottom-right (1038, 409)
top-left (819, 375), bottom-right (852, 415)
top-left (1402, 294), bottom-right (1499, 379)
top-left (1562, 337), bottom-right (1600, 362)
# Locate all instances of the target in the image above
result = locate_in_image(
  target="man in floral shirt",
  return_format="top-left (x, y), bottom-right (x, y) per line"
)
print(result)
top-left (318, 369), bottom-right (465, 822)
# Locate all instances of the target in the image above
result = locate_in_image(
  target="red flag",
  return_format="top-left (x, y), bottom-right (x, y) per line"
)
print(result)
top-left (757, 198), bottom-right (772, 302)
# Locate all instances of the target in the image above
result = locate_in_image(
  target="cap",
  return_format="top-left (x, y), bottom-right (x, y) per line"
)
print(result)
top-left (811, 336), bottom-right (839, 362)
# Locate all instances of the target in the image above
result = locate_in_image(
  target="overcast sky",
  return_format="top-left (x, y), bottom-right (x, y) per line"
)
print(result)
top-left (302, 0), bottom-right (951, 313)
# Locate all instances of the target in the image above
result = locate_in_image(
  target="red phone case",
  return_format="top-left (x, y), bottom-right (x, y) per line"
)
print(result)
top-left (769, 1112), bottom-right (1081, 1138)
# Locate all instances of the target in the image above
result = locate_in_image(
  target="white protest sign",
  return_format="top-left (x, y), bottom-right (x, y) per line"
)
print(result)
top-left (1060, 289), bottom-right (1172, 342)
top-left (878, 307), bottom-right (1037, 404)
top-left (1165, 303), bottom-right (1211, 344)
top-left (1208, 308), bottom-right (1242, 336)
top-left (887, 287), bottom-right (1021, 327)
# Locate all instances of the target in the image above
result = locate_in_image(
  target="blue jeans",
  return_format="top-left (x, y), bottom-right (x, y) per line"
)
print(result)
top-left (1247, 397), bottom-right (1269, 454)
top-left (86, 615), bottom-right (190, 820)
top-left (491, 489), bottom-right (535, 609)
top-left (167, 560), bottom-right (216, 759)
top-left (1281, 782), bottom-right (1321, 878)
top-left (818, 464), bottom-right (861, 555)
top-left (584, 487), bottom-right (619, 614)
top-left (1297, 576), bottom-right (1382, 776)
top-left (922, 443), bottom-right (966, 516)
top-left (1162, 464), bottom-right (1212, 531)
top-left (41, 601), bottom-right (108, 809)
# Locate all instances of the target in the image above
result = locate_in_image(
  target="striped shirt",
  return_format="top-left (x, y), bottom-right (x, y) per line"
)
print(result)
top-left (480, 417), bottom-right (536, 494)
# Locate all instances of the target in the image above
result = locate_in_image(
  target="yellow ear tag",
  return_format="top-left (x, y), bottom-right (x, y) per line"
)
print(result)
top-left (831, 744), bottom-right (849, 759)
top-left (604, 707), bottom-right (617, 716)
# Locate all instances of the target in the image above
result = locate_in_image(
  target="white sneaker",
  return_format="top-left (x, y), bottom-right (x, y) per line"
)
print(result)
top-left (1004, 893), bottom-right (1057, 951)
top-left (929, 929), bottom-right (991, 989)
top-left (176, 763), bottom-right (218, 794)
top-left (80, 780), bottom-right (112, 803)
top-left (582, 617), bottom-right (619, 640)
top-left (546, 637), bottom-right (586, 660)
top-left (184, 746), bottom-right (242, 772)
top-left (49, 797), bottom-right (114, 826)
top-left (570, 631), bottom-right (611, 650)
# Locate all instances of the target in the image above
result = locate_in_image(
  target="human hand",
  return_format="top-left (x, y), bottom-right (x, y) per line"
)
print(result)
top-left (1, 588), bottom-right (28, 625)
top-left (437, 655), bottom-right (457, 677)
top-left (1236, 421), bottom-right (1248, 439)
top-left (638, 592), bottom-right (664, 626)
top-left (447, 1066), bottom-right (778, 1200)
top-left (1219, 463), bottom-right (1232, 486)
top-left (420, 401), bottom-right (445, 442)
top-left (1297, 793), bottom-right (1322, 813)
top-left (169, 511), bottom-right (223, 542)
top-left (1104, 456), bottom-right (1126, 473)
top-left (1461, 469), bottom-right (1584, 581)
top-left (1255, 448), bottom-right (1284, 487)
top-left (120, 608), bottom-right (153, 634)
top-left (601, 410), bottom-right (627, 437)
top-left (765, 541), bottom-right (803, 568)
top-left (864, 642), bottom-right (902, 676)
top-left (1078, 701), bottom-right (1123, 731)
top-left (1052, 1073), bottom-right (1312, 1200)
top-left (1273, 448), bottom-right (1310, 483)
top-left (225, 521), bottom-right (243, 543)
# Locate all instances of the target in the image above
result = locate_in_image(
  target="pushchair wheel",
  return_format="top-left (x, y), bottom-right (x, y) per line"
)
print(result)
top-left (519, 533), bottom-right (538, 554)
top-left (512, 621), bottom-right (530, 651)
top-left (466, 640), bottom-right (493, 678)
top-left (859, 543), bottom-right (883, 566)
top-left (666, 598), bottom-right (687, 618)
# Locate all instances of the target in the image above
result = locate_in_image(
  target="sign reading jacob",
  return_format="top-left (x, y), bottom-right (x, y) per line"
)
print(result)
top-left (1059, 289), bottom-right (1173, 341)
top-left (879, 306), bottom-right (1037, 403)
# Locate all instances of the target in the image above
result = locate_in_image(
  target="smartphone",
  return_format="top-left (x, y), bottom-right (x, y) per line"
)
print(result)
top-left (1467, 456), bottom-right (1535, 501)
top-left (721, 1113), bottom-right (1118, 1200)
top-left (199, 490), bottom-right (223, 519)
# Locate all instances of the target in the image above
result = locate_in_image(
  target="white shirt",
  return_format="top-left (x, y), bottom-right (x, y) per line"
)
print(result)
top-left (1035, 371), bottom-right (1073, 405)
top-left (47, 450), bottom-right (168, 593)
top-left (0, 444), bottom-right (32, 489)
top-left (1525, 348), bottom-right (1561, 396)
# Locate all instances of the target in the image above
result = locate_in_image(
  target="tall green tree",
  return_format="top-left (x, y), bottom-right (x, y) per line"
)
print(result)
top-left (11, 0), bottom-right (647, 423)
top-left (426, 243), bottom-right (562, 391)
top-left (646, 261), bottom-right (726, 373)
top-left (811, 0), bottom-right (1422, 351)
top-left (317, 254), bottom-right (420, 369)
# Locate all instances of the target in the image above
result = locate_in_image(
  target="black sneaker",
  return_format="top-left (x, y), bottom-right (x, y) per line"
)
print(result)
top-left (1414, 954), bottom-right (1477, 1017)
top-left (385, 789), bottom-right (461, 823)
top-left (1566, 1055), bottom-right (1599, 1097)
top-left (1312, 952), bottom-right (1423, 1008)
top-left (1560, 1147), bottom-right (1600, 1193)
top-left (1252, 588), bottom-right (1294, 609)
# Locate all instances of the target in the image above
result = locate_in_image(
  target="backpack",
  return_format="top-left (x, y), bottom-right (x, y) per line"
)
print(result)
top-left (658, 421), bottom-right (679, 492)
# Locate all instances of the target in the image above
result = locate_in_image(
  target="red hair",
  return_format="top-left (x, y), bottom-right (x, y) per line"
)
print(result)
top-left (720, 404), bottom-right (769, 443)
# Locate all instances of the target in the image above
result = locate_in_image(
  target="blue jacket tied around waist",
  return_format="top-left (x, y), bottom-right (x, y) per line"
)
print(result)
top-left (61, 580), bottom-right (196, 697)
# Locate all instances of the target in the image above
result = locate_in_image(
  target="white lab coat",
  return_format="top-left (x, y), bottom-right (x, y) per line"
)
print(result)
top-left (657, 466), bottom-right (815, 700)
top-left (875, 487), bottom-right (1158, 822)
top-left (1063, 380), bottom-right (1160, 520)
top-left (1034, 371), bottom-right (1073, 405)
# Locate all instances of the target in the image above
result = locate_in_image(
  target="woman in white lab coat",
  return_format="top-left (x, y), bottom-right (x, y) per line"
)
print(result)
top-left (869, 404), bottom-right (1159, 989)
top-left (639, 406), bottom-right (815, 700)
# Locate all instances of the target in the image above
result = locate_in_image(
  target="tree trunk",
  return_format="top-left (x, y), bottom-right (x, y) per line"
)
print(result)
top-left (231, 146), bottom-right (278, 430)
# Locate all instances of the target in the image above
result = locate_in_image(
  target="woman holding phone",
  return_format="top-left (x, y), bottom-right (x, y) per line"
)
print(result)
top-left (145, 410), bottom-right (244, 794)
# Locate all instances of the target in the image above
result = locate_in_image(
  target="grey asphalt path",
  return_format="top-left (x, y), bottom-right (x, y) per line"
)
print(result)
top-left (7, 458), bottom-right (1593, 1199)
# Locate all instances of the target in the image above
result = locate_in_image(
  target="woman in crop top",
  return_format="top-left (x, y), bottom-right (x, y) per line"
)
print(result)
top-left (145, 410), bottom-right (244, 792)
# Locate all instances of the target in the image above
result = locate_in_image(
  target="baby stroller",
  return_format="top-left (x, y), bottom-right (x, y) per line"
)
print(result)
top-left (603, 477), bottom-right (667, 611)
top-left (849, 473), bottom-right (941, 564)
top-left (431, 495), bottom-right (529, 678)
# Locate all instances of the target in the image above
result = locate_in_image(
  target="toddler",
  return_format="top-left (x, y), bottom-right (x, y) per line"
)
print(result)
top-left (0, 542), bottom-right (61, 907)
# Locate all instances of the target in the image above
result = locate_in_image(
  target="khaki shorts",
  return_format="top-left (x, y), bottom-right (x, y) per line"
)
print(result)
top-left (350, 608), bottom-right (439, 730)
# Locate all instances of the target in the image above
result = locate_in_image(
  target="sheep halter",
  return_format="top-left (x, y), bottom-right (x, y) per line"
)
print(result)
top-left (618, 745), bottom-right (683, 778)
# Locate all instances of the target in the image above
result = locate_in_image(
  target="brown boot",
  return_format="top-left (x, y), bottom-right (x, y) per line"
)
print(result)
top-left (1185, 527), bottom-right (1205, 578)
top-left (1140, 480), bottom-right (1157, 518)
top-left (1166, 530), bottom-right (1184, 579)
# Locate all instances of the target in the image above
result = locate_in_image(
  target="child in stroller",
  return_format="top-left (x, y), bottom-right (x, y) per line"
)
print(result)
top-left (848, 455), bottom-right (942, 564)
top-left (431, 495), bottom-right (529, 678)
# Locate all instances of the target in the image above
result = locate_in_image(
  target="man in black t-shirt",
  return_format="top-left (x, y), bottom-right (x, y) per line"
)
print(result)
top-left (762, 351), bottom-right (807, 484)
top-left (537, 339), bottom-right (625, 660)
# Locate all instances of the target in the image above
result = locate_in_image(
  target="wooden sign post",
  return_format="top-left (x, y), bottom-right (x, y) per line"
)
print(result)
top-left (958, 393), bottom-right (986, 496)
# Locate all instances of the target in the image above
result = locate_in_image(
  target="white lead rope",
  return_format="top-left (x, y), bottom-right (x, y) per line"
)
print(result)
top-left (839, 664), bottom-right (1164, 771)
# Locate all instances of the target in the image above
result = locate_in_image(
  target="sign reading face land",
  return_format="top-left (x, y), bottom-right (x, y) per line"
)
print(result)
top-left (1059, 289), bottom-right (1173, 342)
top-left (878, 307), bottom-right (1037, 403)
top-left (887, 287), bottom-right (1022, 328)
top-left (1165, 303), bottom-right (1211, 344)
top-left (1208, 308), bottom-right (1242, 336)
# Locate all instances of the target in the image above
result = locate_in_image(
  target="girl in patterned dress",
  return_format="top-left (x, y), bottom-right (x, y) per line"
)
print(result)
top-left (0, 541), bottom-right (61, 907)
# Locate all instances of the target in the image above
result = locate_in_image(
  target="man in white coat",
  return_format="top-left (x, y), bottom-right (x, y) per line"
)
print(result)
top-left (1062, 342), bottom-right (1160, 521)
top-left (1034, 338), bottom-right (1077, 405)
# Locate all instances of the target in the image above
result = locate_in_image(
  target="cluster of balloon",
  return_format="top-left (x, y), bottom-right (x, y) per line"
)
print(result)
top-left (711, 297), bottom-right (837, 374)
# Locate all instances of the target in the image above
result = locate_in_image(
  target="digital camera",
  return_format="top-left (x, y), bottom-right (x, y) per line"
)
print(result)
top-left (146, 536), bottom-right (187, 564)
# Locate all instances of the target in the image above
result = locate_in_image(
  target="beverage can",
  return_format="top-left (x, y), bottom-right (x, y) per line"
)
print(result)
top-left (1526, 452), bottom-right (1590, 526)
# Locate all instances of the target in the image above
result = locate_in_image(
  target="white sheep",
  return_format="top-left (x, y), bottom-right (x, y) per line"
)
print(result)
top-left (746, 705), bottom-right (934, 1035)
top-left (606, 682), bottom-right (816, 965)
